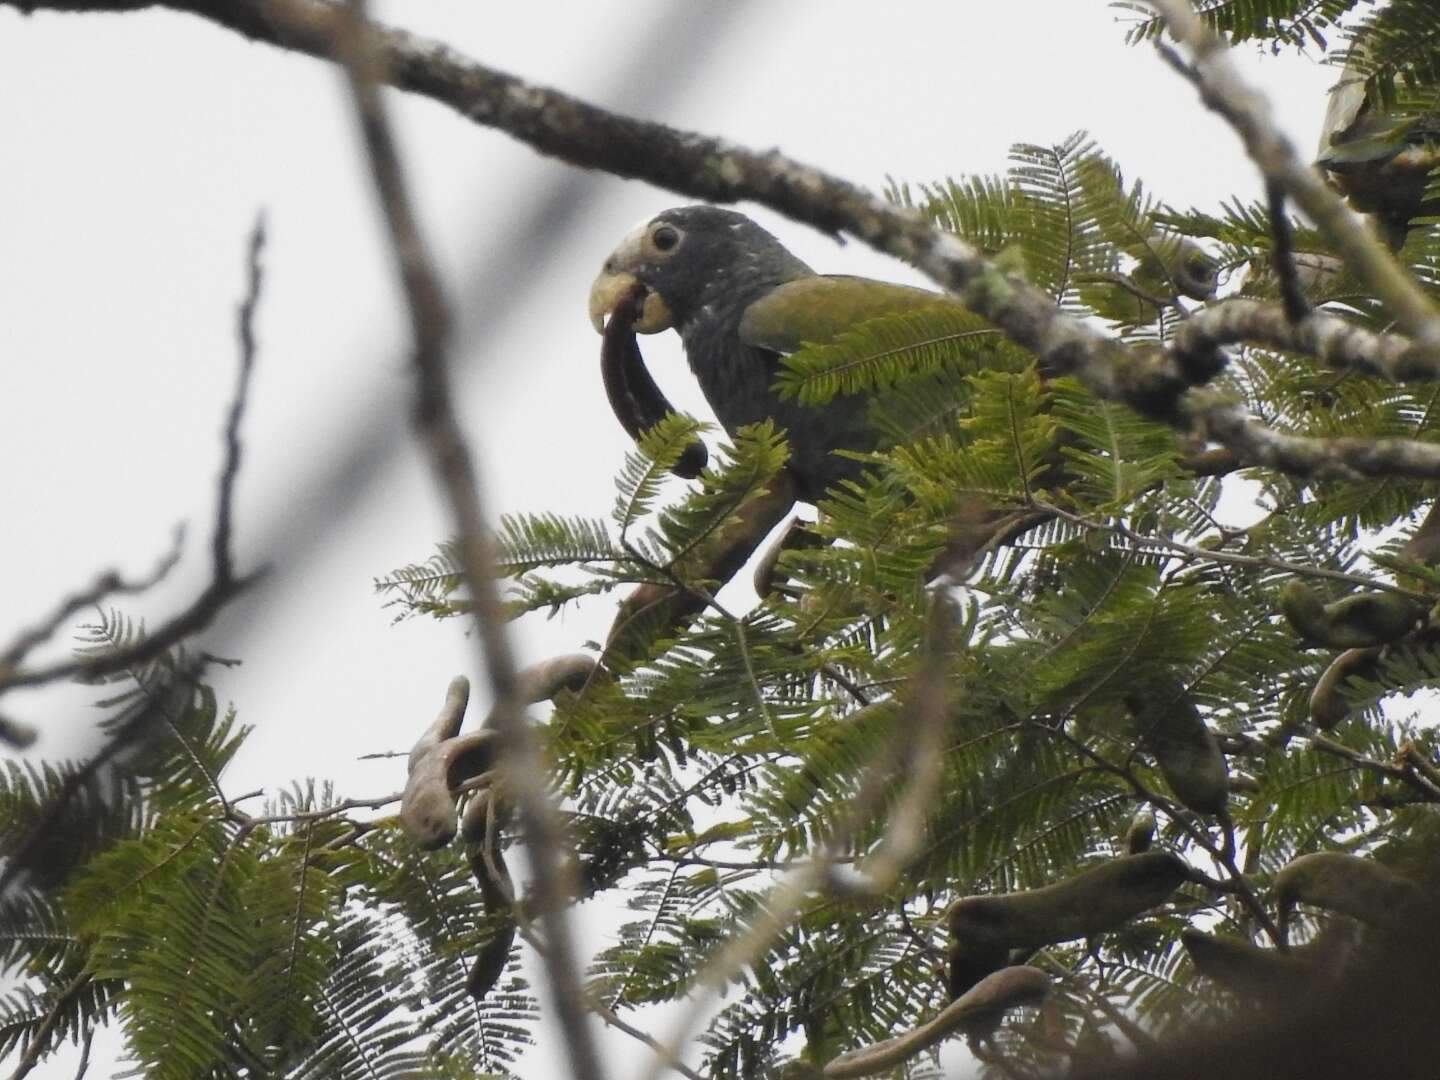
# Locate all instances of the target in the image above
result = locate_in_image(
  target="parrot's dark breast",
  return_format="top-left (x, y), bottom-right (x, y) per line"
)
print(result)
top-left (681, 300), bottom-right (873, 503)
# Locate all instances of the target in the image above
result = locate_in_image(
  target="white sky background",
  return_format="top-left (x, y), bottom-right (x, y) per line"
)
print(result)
top-left (0, 1), bottom-right (1343, 1075)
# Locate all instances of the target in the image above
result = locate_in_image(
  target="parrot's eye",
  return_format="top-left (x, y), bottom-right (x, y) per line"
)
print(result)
top-left (650, 224), bottom-right (681, 253)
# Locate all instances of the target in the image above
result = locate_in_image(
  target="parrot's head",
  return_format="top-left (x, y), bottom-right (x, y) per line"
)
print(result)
top-left (588, 206), bottom-right (812, 336)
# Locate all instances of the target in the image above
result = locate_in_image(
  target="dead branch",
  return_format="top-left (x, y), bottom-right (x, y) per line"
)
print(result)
top-left (0, 219), bottom-right (263, 695)
top-left (330, 3), bottom-right (604, 1077)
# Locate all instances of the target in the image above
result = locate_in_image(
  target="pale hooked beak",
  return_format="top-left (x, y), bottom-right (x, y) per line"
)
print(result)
top-left (588, 220), bottom-right (676, 334)
top-left (587, 269), bottom-right (674, 335)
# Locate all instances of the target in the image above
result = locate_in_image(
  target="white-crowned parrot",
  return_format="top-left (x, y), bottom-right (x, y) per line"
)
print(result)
top-left (585, 206), bottom-right (1023, 655)
top-left (587, 205), bottom-right (956, 503)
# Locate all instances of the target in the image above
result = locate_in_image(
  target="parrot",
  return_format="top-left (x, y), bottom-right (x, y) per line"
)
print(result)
top-left (1316, 58), bottom-right (1440, 249)
top-left (587, 205), bottom-right (962, 504)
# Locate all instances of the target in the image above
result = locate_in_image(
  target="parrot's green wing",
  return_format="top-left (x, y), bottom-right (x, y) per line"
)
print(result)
top-left (737, 275), bottom-right (960, 354)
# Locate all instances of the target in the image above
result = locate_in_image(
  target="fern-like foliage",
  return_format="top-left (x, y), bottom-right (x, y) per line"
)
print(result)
top-left (22, 13), bottom-right (1440, 1075)
top-left (0, 625), bottom-right (539, 1076)
top-left (1114, 0), bottom-right (1359, 51)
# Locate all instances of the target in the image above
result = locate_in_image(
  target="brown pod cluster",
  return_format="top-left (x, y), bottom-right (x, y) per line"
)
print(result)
top-left (1125, 680), bottom-right (1229, 816)
top-left (401, 677), bottom-right (498, 850)
top-left (822, 967), bottom-right (1050, 1078)
top-left (1274, 851), bottom-right (1425, 934)
top-left (601, 281), bottom-right (707, 479)
top-left (946, 852), bottom-right (1188, 996)
top-left (1182, 921), bottom-right (1356, 1003)
top-left (1308, 646), bottom-right (1382, 729)
top-left (401, 655), bottom-right (597, 850)
top-left (1181, 929), bottom-right (1318, 999)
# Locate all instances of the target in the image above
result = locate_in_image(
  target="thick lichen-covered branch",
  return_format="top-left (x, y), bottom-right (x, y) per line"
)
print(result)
top-left (12, 0), bottom-right (1440, 481)
top-left (1174, 298), bottom-right (1438, 382)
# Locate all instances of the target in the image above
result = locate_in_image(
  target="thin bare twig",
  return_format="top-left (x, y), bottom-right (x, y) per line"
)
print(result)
top-left (1309, 732), bottom-right (1440, 803)
top-left (330, 3), bottom-right (604, 1078)
top-left (0, 222), bottom-right (265, 695)
top-left (590, 1001), bottom-right (707, 1080)
top-left (0, 525), bottom-right (183, 673)
top-left (0, 221), bottom-right (266, 896)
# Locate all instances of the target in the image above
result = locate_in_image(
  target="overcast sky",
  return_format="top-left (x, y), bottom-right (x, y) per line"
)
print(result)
top-left (0, 2), bottom-right (1342, 1074)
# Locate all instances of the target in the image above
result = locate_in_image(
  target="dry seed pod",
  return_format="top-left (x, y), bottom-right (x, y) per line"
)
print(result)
top-left (1316, 46), bottom-right (1440, 249)
top-left (1280, 582), bottom-right (1419, 650)
top-left (407, 675), bottom-right (470, 774)
top-left (1183, 921), bottom-right (1357, 1002)
top-left (1123, 808), bottom-right (1156, 855)
top-left (1227, 773), bottom-right (1261, 795)
top-left (823, 967), bottom-right (1049, 1078)
top-left (600, 282), bottom-right (707, 479)
top-left (1275, 851), bottom-right (1424, 933)
top-left (460, 786), bottom-right (499, 843)
top-left (1125, 685), bottom-right (1229, 816)
top-left (752, 516), bottom-right (825, 597)
top-left (947, 851), bottom-right (1188, 955)
top-left (464, 821), bottom-right (517, 1001)
top-left (403, 657), bottom-right (593, 850)
top-left (402, 730), bottom-right (499, 850)
top-left (500, 653), bottom-right (597, 721)
top-left (1181, 929), bottom-right (1318, 999)
top-left (1309, 647), bottom-right (1382, 730)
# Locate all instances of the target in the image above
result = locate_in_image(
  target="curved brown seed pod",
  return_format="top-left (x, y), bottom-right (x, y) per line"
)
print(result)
top-left (407, 675), bottom-right (470, 774)
top-left (1125, 682), bottom-right (1229, 816)
top-left (464, 797), bottom-right (517, 1001)
top-left (1280, 582), bottom-right (1420, 649)
top-left (1181, 929), bottom-right (1319, 999)
top-left (403, 656), bottom-right (596, 847)
top-left (601, 282), bottom-right (707, 479)
top-left (948, 852), bottom-right (1188, 955)
top-left (1309, 646), bottom-right (1382, 729)
top-left (1275, 851), bottom-right (1424, 933)
top-left (401, 730), bottom-right (499, 850)
top-left (497, 653), bottom-right (597, 722)
top-left (822, 967), bottom-right (1049, 1079)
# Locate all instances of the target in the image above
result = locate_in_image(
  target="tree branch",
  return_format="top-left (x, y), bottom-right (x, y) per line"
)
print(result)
top-left (1173, 298), bottom-right (1439, 383)
top-left (12, 0), bottom-right (1440, 483)
top-left (0, 219), bottom-right (264, 695)
top-left (329, 3), bottom-right (605, 1078)
top-left (1146, 0), bottom-right (1440, 349)
top-left (0, 527), bottom-right (182, 674)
